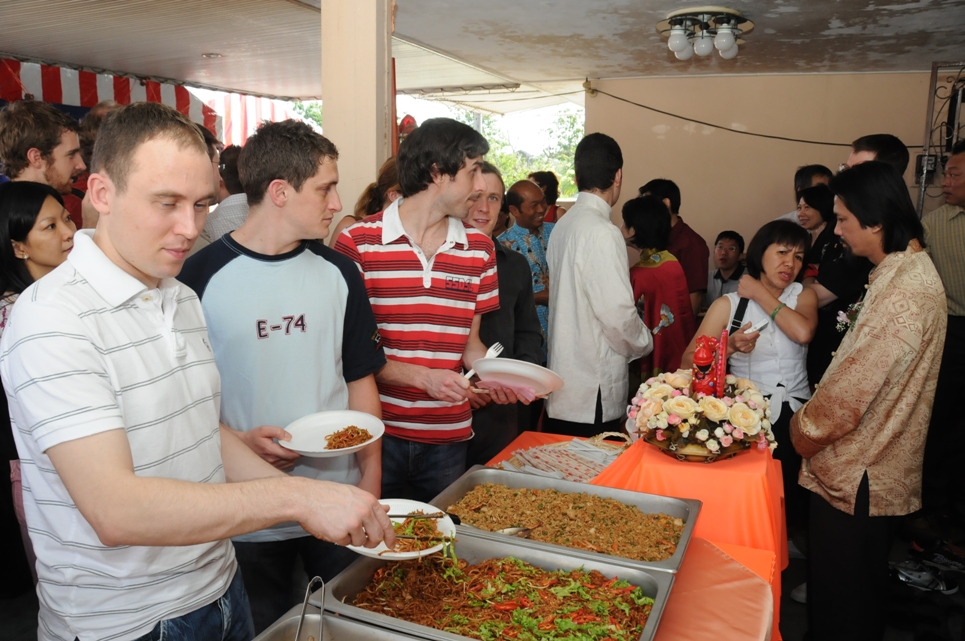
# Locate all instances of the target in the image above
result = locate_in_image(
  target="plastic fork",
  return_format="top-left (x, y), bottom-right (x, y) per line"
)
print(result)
top-left (464, 342), bottom-right (503, 380)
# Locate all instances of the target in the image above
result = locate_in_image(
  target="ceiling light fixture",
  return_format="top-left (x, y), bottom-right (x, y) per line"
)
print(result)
top-left (201, 53), bottom-right (223, 59)
top-left (656, 6), bottom-right (753, 62)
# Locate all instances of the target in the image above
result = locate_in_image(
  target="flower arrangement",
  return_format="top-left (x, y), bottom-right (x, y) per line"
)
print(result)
top-left (627, 370), bottom-right (776, 462)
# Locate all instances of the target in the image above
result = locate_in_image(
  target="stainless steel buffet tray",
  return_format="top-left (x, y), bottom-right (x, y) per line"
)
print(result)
top-left (254, 605), bottom-right (429, 640)
top-left (322, 533), bottom-right (673, 641)
top-left (430, 465), bottom-right (701, 574)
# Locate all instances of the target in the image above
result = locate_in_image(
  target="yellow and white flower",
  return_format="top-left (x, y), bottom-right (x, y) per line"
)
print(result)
top-left (698, 396), bottom-right (729, 422)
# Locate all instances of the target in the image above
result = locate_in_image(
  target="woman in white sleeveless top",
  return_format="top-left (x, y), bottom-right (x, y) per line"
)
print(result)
top-left (683, 220), bottom-right (818, 532)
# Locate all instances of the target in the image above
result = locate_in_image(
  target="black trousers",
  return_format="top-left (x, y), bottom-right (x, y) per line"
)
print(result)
top-left (543, 389), bottom-right (622, 438)
top-left (771, 402), bottom-right (809, 532)
top-left (807, 474), bottom-right (893, 641)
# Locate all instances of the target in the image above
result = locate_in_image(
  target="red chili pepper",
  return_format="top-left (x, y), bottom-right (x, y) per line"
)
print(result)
top-left (615, 586), bottom-right (636, 594)
top-left (603, 577), bottom-right (618, 588)
top-left (494, 601), bottom-right (520, 611)
top-left (519, 596), bottom-right (533, 608)
top-left (538, 615), bottom-right (556, 630)
top-left (504, 628), bottom-right (519, 638)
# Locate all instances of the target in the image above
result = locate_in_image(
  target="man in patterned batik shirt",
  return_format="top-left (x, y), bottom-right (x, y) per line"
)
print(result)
top-left (790, 161), bottom-right (946, 641)
top-left (498, 179), bottom-right (552, 348)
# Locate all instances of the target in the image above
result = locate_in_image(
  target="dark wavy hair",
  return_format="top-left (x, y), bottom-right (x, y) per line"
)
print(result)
top-left (528, 170), bottom-right (560, 205)
top-left (622, 195), bottom-right (671, 251)
top-left (396, 118), bottom-right (489, 197)
top-left (354, 156), bottom-right (400, 219)
top-left (0, 181), bottom-right (65, 296)
top-left (744, 220), bottom-right (811, 281)
top-left (829, 161), bottom-right (923, 254)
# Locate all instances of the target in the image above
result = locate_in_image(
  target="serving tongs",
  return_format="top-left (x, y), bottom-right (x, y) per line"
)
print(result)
top-left (293, 575), bottom-right (324, 641)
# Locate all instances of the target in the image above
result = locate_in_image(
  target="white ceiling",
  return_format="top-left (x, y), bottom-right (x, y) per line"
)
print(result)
top-left (1, 0), bottom-right (963, 113)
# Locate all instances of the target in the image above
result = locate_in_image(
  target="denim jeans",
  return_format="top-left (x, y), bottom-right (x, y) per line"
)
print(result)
top-left (233, 536), bottom-right (356, 634)
top-left (380, 434), bottom-right (468, 503)
top-left (131, 568), bottom-right (254, 641)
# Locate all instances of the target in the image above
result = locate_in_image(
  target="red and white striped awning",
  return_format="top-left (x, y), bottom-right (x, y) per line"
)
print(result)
top-left (0, 58), bottom-right (304, 146)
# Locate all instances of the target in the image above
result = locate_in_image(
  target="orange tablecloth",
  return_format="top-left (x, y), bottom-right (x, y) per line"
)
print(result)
top-left (489, 431), bottom-right (785, 640)
top-left (655, 538), bottom-right (774, 641)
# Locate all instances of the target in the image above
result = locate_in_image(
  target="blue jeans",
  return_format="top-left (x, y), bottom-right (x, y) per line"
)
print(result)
top-left (233, 536), bottom-right (356, 634)
top-left (380, 434), bottom-right (468, 503)
top-left (132, 568), bottom-right (254, 641)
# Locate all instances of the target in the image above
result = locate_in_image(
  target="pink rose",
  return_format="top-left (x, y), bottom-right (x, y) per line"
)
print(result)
top-left (667, 414), bottom-right (681, 425)
top-left (747, 401), bottom-right (758, 410)
top-left (682, 387), bottom-right (691, 397)
top-left (646, 377), bottom-right (658, 385)
top-left (629, 409), bottom-right (638, 419)
top-left (723, 397), bottom-right (734, 406)
top-left (733, 428), bottom-right (745, 440)
top-left (656, 429), bottom-right (667, 441)
top-left (757, 432), bottom-right (767, 450)
top-left (723, 423), bottom-right (733, 434)
top-left (696, 392), bottom-right (706, 399)
top-left (735, 395), bottom-right (744, 403)
top-left (720, 435), bottom-right (734, 447)
top-left (672, 389), bottom-right (682, 397)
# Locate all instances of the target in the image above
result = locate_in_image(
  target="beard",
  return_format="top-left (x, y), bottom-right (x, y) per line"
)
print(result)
top-left (44, 164), bottom-right (74, 194)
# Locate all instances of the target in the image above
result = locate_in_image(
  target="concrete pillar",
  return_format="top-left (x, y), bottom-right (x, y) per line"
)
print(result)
top-left (321, 0), bottom-right (393, 240)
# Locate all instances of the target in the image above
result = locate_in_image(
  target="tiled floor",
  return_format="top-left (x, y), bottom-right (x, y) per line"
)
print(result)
top-left (3, 551), bottom-right (964, 640)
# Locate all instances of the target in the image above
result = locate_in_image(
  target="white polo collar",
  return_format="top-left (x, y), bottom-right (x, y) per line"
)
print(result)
top-left (381, 197), bottom-right (469, 249)
top-left (68, 230), bottom-right (179, 308)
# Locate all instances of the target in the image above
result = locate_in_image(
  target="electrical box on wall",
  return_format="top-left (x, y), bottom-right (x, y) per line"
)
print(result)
top-left (915, 153), bottom-right (939, 185)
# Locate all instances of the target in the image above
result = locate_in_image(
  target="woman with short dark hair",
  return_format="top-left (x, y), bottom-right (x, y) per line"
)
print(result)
top-left (683, 220), bottom-right (818, 534)
top-left (621, 195), bottom-right (695, 376)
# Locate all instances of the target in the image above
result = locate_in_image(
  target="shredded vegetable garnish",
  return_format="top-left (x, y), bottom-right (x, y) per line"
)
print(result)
top-left (324, 425), bottom-right (372, 450)
top-left (388, 512), bottom-right (449, 554)
top-left (447, 484), bottom-right (684, 562)
top-left (352, 556), bottom-right (653, 640)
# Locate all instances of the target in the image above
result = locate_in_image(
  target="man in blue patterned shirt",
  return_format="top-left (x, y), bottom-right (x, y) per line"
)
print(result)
top-left (498, 179), bottom-right (553, 346)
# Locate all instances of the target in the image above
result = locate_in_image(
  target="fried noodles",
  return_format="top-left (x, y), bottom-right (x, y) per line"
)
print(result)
top-left (388, 512), bottom-right (449, 554)
top-left (324, 425), bottom-right (372, 450)
top-left (447, 484), bottom-right (684, 562)
top-left (351, 556), bottom-right (653, 640)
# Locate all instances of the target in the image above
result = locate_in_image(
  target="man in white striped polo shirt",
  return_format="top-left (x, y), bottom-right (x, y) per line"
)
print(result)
top-left (0, 102), bottom-right (394, 641)
top-left (335, 118), bottom-right (526, 503)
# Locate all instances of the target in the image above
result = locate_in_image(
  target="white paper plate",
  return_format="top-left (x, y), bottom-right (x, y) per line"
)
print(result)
top-left (348, 498), bottom-right (456, 560)
top-left (471, 357), bottom-right (565, 397)
top-left (279, 410), bottom-right (384, 458)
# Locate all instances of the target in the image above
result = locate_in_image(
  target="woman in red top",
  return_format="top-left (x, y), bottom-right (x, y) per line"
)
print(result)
top-left (622, 195), bottom-right (696, 377)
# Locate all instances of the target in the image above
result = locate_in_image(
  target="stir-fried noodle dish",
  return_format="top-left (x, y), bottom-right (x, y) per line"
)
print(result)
top-left (352, 556), bottom-right (654, 640)
top-left (447, 484), bottom-right (684, 562)
top-left (389, 512), bottom-right (450, 554)
top-left (324, 425), bottom-right (372, 450)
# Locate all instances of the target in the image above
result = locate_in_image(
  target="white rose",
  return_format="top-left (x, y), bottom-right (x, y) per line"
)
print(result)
top-left (748, 392), bottom-right (766, 407)
top-left (664, 396), bottom-right (700, 420)
top-left (728, 402), bottom-right (762, 435)
top-left (698, 396), bottom-right (729, 422)
top-left (643, 384), bottom-right (675, 400)
top-left (695, 429), bottom-right (709, 442)
top-left (706, 439), bottom-right (720, 452)
top-left (714, 427), bottom-right (725, 439)
top-left (635, 399), bottom-right (664, 429)
top-left (649, 412), bottom-right (669, 429)
top-left (664, 371), bottom-right (692, 390)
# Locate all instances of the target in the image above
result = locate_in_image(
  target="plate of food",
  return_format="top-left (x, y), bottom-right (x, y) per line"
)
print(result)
top-left (470, 357), bottom-right (565, 398)
top-left (279, 410), bottom-right (384, 458)
top-left (348, 498), bottom-right (456, 560)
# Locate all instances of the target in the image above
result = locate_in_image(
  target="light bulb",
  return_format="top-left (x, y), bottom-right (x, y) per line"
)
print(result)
top-left (719, 43), bottom-right (739, 59)
top-left (714, 28), bottom-right (736, 51)
top-left (668, 28), bottom-right (689, 52)
top-left (693, 34), bottom-right (714, 57)
top-left (674, 44), bottom-right (694, 61)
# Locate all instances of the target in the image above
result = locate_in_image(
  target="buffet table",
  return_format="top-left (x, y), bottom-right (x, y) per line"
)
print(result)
top-left (489, 431), bottom-right (785, 641)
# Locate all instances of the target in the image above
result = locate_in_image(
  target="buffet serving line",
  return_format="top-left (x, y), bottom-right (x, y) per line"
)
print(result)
top-left (490, 431), bottom-right (786, 641)
top-left (254, 347), bottom-right (786, 640)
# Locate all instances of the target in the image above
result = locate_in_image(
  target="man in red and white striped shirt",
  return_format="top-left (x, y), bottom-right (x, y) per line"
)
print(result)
top-left (335, 118), bottom-right (524, 501)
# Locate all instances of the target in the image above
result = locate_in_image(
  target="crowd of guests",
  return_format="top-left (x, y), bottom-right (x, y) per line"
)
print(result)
top-left (0, 96), bottom-right (962, 641)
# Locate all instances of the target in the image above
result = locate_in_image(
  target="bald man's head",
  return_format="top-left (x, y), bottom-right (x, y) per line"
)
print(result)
top-left (506, 179), bottom-right (548, 230)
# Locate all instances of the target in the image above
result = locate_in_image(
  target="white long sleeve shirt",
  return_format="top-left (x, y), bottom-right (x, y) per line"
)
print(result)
top-left (546, 192), bottom-right (652, 423)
